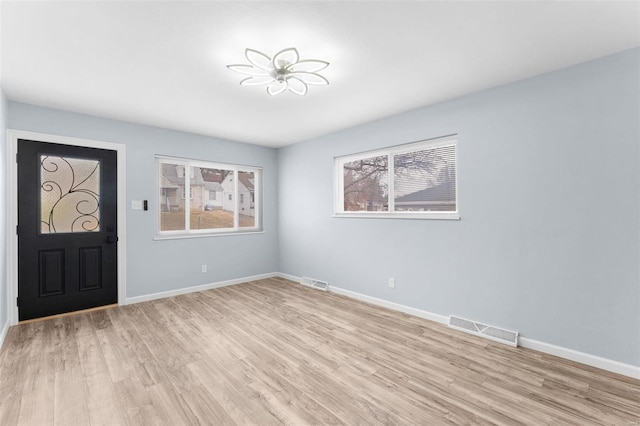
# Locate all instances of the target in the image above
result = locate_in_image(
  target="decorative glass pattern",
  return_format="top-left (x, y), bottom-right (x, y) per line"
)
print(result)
top-left (41, 155), bottom-right (100, 233)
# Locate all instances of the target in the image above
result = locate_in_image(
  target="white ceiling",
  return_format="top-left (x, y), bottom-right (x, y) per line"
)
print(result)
top-left (1, 1), bottom-right (639, 148)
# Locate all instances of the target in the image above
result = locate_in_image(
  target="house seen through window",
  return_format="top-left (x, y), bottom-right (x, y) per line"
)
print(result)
top-left (158, 157), bottom-right (262, 236)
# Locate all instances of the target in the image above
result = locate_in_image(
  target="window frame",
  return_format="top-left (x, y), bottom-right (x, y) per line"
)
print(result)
top-left (334, 135), bottom-right (459, 220)
top-left (156, 156), bottom-right (263, 239)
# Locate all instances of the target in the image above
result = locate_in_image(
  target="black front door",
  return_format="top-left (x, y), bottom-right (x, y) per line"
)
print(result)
top-left (17, 139), bottom-right (118, 321)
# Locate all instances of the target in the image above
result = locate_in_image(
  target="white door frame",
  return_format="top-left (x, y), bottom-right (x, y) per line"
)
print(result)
top-left (6, 129), bottom-right (127, 325)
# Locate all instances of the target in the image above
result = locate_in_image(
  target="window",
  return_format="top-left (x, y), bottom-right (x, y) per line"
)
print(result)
top-left (334, 135), bottom-right (458, 219)
top-left (157, 156), bottom-right (262, 237)
top-left (181, 187), bottom-right (193, 200)
top-left (175, 165), bottom-right (194, 179)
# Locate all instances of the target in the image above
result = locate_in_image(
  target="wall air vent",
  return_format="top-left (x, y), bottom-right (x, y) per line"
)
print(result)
top-left (300, 277), bottom-right (329, 291)
top-left (448, 315), bottom-right (518, 347)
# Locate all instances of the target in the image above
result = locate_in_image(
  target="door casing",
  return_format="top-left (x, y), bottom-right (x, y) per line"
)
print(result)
top-left (6, 129), bottom-right (127, 325)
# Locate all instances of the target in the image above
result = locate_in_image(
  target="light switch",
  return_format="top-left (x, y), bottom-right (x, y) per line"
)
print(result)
top-left (131, 200), bottom-right (143, 210)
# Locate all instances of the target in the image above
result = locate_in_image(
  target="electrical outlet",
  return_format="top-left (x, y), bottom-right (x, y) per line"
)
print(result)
top-left (388, 278), bottom-right (395, 288)
top-left (201, 265), bottom-right (207, 273)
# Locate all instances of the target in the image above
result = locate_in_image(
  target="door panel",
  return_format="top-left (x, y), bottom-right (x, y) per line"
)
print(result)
top-left (79, 247), bottom-right (103, 291)
top-left (38, 249), bottom-right (65, 296)
top-left (18, 139), bottom-right (118, 321)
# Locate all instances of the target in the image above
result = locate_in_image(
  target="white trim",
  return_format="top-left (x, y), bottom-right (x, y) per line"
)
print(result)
top-left (6, 129), bottom-right (127, 325)
top-left (124, 272), bottom-right (277, 305)
top-left (328, 284), bottom-right (449, 325)
top-left (0, 320), bottom-right (9, 352)
top-left (274, 272), bottom-right (301, 282)
top-left (153, 230), bottom-right (266, 240)
top-left (6, 133), bottom-right (18, 326)
top-left (519, 337), bottom-right (640, 380)
top-left (279, 272), bottom-right (449, 324)
top-left (277, 272), bottom-right (640, 380)
top-left (333, 212), bottom-right (460, 220)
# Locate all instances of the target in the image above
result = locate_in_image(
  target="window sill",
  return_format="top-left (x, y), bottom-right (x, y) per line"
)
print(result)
top-left (333, 212), bottom-right (460, 220)
top-left (154, 229), bottom-right (265, 240)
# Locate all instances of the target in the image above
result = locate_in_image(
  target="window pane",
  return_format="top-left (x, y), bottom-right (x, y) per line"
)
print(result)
top-left (238, 171), bottom-right (255, 228)
top-left (394, 145), bottom-right (456, 212)
top-left (191, 167), bottom-right (234, 230)
top-left (159, 162), bottom-right (185, 231)
top-left (157, 156), bottom-right (263, 236)
top-left (41, 155), bottom-right (100, 233)
top-left (343, 155), bottom-right (388, 212)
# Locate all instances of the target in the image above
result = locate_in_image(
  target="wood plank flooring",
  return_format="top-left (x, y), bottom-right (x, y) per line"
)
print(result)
top-left (0, 277), bottom-right (638, 425)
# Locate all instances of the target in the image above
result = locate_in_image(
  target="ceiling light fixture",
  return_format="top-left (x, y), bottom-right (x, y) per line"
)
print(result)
top-left (227, 48), bottom-right (329, 96)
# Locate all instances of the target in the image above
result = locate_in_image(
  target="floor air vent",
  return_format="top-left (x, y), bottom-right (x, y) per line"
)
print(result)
top-left (301, 277), bottom-right (329, 291)
top-left (448, 315), bottom-right (518, 347)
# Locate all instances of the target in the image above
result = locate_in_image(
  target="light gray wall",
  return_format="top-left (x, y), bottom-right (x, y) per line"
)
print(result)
top-left (278, 48), bottom-right (640, 366)
top-left (0, 88), bottom-right (7, 330)
top-left (8, 104), bottom-right (279, 298)
top-left (4, 49), bottom-right (638, 367)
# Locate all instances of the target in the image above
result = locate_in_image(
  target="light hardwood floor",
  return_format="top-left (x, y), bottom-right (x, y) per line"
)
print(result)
top-left (0, 277), bottom-right (638, 425)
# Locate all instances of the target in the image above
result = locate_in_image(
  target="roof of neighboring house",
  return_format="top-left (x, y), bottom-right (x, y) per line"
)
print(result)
top-left (238, 173), bottom-right (254, 191)
top-left (221, 172), bottom-right (255, 191)
top-left (204, 182), bottom-right (223, 191)
top-left (201, 168), bottom-right (230, 183)
top-left (161, 164), bottom-right (205, 186)
top-left (160, 175), bottom-right (179, 189)
top-left (394, 180), bottom-right (455, 205)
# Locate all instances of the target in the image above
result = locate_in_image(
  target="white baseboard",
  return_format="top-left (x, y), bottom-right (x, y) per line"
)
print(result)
top-left (276, 273), bottom-right (640, 380)
top-left (124, 272), bottom-right (278, 305)
top-left (275, 272), bottom-right (448, 325)
top-left (329, 285), bottom-right (450, 325)
top-left (518, 337), bottom-right (640, 379)
top-left (274, 272), bottom-right (303, 283)
top-left (0, 320), bottom-right (10, 353)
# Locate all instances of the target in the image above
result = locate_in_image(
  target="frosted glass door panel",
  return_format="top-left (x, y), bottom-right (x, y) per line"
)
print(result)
top-left (40, 155), bottom-right (101, 233)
